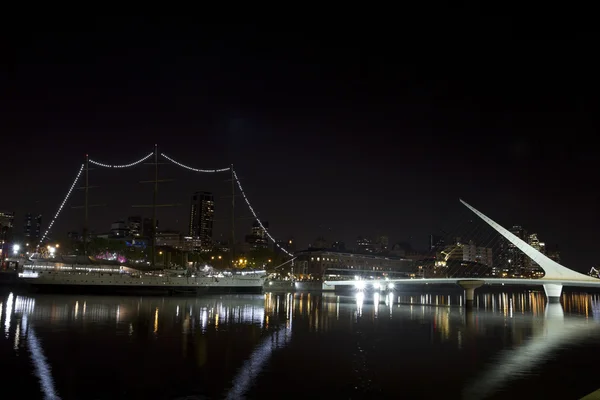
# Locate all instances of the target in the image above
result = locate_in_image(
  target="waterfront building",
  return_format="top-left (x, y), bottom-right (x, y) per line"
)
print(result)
top-left (293, 249), bottom-right (414, 280)
top-left (0, 211), bottom-right (15, 258)
top-left (24, 213), bottom-right (42, 242)
top-left (189, 191), bottom-right (214, 250)
top-left (245, 220), bottom-right (269, 250)
top-left (127, 216), bottom-right (142, 237)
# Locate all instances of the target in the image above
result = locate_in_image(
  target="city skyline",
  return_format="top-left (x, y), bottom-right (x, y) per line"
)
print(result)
top-left (2, 20), bottom-right (598, 271)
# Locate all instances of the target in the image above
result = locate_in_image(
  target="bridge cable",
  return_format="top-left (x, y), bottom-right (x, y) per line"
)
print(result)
top-left (37, 164), bottom-right (85, 248)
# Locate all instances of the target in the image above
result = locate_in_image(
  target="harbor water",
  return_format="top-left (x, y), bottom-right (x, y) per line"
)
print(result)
top-left (1, 288), bottom-right (600, 399)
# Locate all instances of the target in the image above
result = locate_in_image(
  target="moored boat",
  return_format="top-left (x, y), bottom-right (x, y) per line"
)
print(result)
top-left (2, 257), bottom-right (267, 295)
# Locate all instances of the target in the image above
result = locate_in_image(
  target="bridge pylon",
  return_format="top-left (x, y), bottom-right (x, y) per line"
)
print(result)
top-left (457, 280), bottom-right (484, 309)
top-left (460, 199), bottom-right (597, 283)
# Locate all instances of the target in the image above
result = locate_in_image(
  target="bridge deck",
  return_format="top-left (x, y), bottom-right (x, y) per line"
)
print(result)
top-left (323, 277), bottom-right (600, 288)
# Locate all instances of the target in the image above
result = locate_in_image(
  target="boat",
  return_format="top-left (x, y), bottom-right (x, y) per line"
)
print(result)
top-left (1, 256), bottom-right (267, 295)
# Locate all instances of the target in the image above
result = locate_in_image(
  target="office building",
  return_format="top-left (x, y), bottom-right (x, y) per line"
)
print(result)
top-left (1, 211), bottom-right (15, 258)
top-left (245, 220), bottom-right (269, 250)
top-left (189, 191), bottom-right (214, 249)
top-left (142, 218), bottom-right (158, 238)
top-left (127, 216), bottom-right (142, 237)
top-left (294, 249), bottom-right (414, 279)
top-left (24, 213), bottom-right (42, 242)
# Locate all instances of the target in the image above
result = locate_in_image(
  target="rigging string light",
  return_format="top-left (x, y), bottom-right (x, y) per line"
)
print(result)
top-left (88, 152), bottom-right (154, 168)
top-left (160, 153), bottom-right (231, 173)
top-left (233, 170), bottom-right (294, 257)
top-left (37, 164), bottom-right (85, 247)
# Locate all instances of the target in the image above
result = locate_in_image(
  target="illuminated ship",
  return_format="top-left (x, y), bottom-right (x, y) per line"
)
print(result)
top-left (2, 256), bottom-right (267, 295)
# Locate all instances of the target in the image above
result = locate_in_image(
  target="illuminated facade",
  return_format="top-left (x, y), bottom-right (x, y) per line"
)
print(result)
top-left (245, 221), bottom-right (269, 250)
top-left (0, 211), bottom-right (15, 258)
top-left (24, 213), bottom-right (42, 242)
top-left (189, 191), bottom-right (214, 249)
top-left (526, 233), bottom-right (545, 276)
top-left (294, 249), bottom-right (414, 279)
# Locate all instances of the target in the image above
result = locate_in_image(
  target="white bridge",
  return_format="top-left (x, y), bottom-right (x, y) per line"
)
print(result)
top-left (323, 199), bottom-right (600, 306)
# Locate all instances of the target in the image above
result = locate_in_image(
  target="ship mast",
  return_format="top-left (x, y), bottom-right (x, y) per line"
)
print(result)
top-left (133, 144), bottom-right (177, 269)
top-left (74, 153), bottom-right (103, 256)
top-left (84, 154), bottom-right (89, 255)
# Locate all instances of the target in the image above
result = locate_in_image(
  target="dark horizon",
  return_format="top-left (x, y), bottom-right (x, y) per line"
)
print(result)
top-left (2, 18), bottom-right (599, 271)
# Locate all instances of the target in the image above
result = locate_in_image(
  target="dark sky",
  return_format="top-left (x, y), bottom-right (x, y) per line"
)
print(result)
top-left (1, 17), bottom-right (599, 271)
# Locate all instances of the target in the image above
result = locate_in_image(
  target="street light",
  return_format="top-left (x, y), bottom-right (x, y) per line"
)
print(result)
top-left (48, 246), bottom-right (56, 256)
top-left (12, 244), bottom-right (20, 255)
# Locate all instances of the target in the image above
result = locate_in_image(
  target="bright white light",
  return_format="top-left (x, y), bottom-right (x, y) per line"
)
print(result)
top-left (388, 283), bottom-right (395, 290)
top-left (355, 281), bottom-right (366, 290)
top-left (373, 282), bottom-right (381, 290)
top-left (232, 169), bottom-right (294, 257)
top-left (161, 153), bottom-right (231, 173)
top-left (48, 247), bottom-right (56, 255)
top-left (89, 152), bottom-right (153, 168)
top-left (355, 291), bottom-right (364, 316)
top-left (37, 164), bottom-right (84, 248)
top-left (13, 244), bottom-right (20, 254)
top-left (18, 272), bottom-right (39, 278)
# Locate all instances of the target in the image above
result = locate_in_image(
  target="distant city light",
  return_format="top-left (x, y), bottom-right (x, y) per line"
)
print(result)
top-left (12, 244), bottom-right (20, 254)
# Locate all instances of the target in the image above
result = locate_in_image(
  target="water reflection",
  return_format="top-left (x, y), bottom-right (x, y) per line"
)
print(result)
top-left (28, 327), bottom-right (60, 400)
top-left (463, 302), bottom-right (600, 399)
top-left (1, 290), bottom-right (600, 399)
top-left (225, 293), bottom-right (293, 399)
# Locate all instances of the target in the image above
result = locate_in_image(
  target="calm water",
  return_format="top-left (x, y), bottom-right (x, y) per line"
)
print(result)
top-left (2, 289), bottom-right (600, 399)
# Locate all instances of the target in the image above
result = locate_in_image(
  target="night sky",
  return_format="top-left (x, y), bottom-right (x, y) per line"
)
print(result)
top-left (2, 18), bottom-right (598, 271)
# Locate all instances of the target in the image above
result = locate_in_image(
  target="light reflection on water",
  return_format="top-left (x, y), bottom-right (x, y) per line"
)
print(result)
top-left (1, 289), bottom-right (600, 399)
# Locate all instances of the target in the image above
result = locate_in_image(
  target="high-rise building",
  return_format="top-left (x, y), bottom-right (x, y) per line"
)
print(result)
top-left (546, 244), bottom-right (561, 264)
top-left (1, 211), bottom-right (15, 258)
top-left (24, 213), bottom-right (42, 242)
top-left (461, 241), bottom-right (494, 267)
top-left (189, 191), bottom-right (214, 249)
top-left (251, 220), bottom-right (268, 239)
top-left (142, 218), bottom-right (158, 238)
top-left (429, 234), bottom-right (445, 252)
top-left (499, 225), bottom-right (528, 276)
top-left (127, 216), bottom-right (142, 237)
top-left (526, 233), bottom-right (546, 276)
top-left (245, 220), bottom-right (269, 250)
top-left (23, 213), bottom-right (42, 241)
top-left (110, 221), bottom-right (129, 237)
